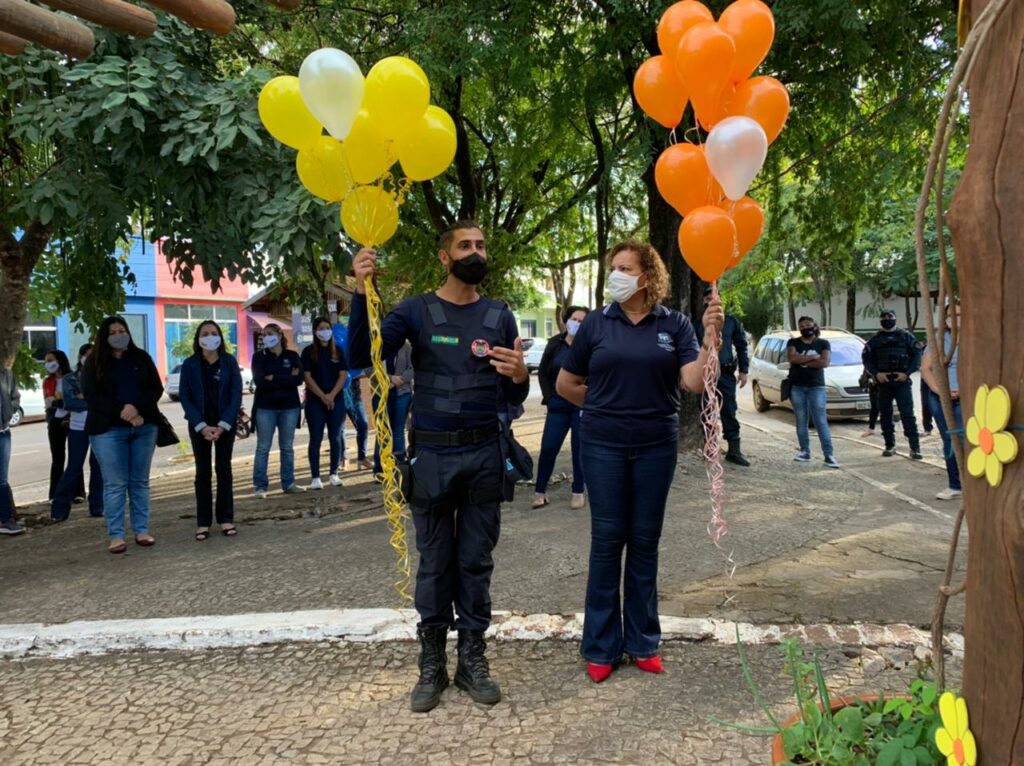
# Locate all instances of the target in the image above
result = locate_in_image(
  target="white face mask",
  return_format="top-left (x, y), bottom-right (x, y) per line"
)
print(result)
top-left (607, 270), bottom-right (642, 304)
top-left (316, 329), bottom-right (333, 342)
top-left (263, 334), bottom-right (280, 349)
top-left (199, 336), bottom-right (222, 351)
top-left (566, 319), bottom-right (581, 337)
top-left (45, 361), bottom-right (60, 374)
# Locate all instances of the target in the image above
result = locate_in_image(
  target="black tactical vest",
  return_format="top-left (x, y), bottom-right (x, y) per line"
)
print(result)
top-left (412, 293), bottom-right (508, 426)
top-left (869, 330), bottom-right (913, 373)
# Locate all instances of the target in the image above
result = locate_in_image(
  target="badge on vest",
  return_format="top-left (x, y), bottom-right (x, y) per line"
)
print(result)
top-left (657, 332), bottom-right (675, 352)
top-left (471, 339), bottom-right (491, 358)
top-left (431, 335), bottom-right (460, 346)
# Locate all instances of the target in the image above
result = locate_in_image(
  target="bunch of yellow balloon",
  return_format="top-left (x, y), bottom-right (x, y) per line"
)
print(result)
top-left (257, 49), bottom-right (459, 606)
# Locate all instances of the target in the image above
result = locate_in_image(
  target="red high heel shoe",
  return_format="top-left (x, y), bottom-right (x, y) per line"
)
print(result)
top-left (634, 656), bottom-right (664, 674)
top-left (586, 663), bottom-right (614, 683)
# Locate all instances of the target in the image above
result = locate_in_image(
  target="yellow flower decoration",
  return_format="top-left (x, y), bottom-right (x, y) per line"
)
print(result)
top-left (935, 691), bottom-right (977, 766)
top-left (965, 384), bottom-right (1019, 488)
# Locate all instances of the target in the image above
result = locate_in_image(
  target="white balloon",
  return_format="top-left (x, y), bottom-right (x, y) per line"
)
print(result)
top-left (705, 116), bottom-right (768, 201)
top-left (299, 48), bottom-right (365, 140)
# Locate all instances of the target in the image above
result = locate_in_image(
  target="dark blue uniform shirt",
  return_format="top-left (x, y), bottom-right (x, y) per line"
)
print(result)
top-left (562, 303), bottom-right (700, 447)
top-left (301, 343), bottom-right (348, 394)
top-left (251, 348), bottom-right (303, 410)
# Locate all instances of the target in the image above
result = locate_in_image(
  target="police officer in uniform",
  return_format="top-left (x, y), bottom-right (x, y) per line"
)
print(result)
top-left (695, 285), bottom-right (750, 466)
top-left (349, 221), bottom-right (529, 713)
top-left (862, 309), bottom-right (923, 460)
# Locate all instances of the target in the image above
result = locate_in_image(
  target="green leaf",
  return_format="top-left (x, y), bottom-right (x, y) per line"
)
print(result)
top-left (101, 91), bottom-right (128, 109)
top-left (130, 91), bottom-right (151, 109)
top-left (883, 698), bottom-right (904, 714)
top-left (922, 685), bottom-right (938, 706)
top-left (900, 750), bottom-right (916, 766)
top-left (877, 740), bottom-right (904, 766)
top-left (834, 706), bottom-right (865, 743)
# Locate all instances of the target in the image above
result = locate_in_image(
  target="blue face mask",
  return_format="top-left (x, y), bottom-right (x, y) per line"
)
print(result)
top-left (566, 319), bottom-right (581, 336)
top-left (263, 334), bottom-right (280, 349)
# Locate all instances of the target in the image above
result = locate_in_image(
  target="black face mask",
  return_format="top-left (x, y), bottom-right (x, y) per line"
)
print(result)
top-left (881, 318), bottom-right (897, 330)
top-left (800, 327), bottom-right (816, 338)
top-left (449, 252), bottom-right (488, 285)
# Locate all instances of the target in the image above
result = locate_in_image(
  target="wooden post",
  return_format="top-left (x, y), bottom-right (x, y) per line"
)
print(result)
top-left (146, 0), bottom-right (235, 34)
top-left (38, 0), bottom-right (157, 38)
top-left (0, 0), bottom-right (94, 59)
top-left (948, 0), bottom-right (1024, 761)
top-left (0, 30), bottom-right (28, 56)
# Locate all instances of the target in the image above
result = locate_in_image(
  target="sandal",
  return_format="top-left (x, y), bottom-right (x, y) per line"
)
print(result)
top-left (195, 528), bottom-right (210, 541)
top-left (108, 539), bottom-right (127, 554)
top-left (220, 525), bottom-right (238, 537)
top-left (134, 534), bottom-right (155, 547)
top-left (531, 494), bottom-right (549, 509)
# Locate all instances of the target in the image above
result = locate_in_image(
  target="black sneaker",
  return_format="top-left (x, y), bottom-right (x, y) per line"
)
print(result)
top-left (0, 520), bottom-right (25, 536)
top-left (910, 450), bottom-right (923, 460)
top-left (824, 455), bottom-right (842, 469)
top-left (882, 448), bottom-right (896, 457)
top-left (410, 627), bottom-right (449, 713)
top-left (455, 630), bottom-right (502, 705)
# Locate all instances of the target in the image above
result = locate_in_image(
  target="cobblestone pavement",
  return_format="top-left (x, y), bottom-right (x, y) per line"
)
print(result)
top-left (0, 404), bottom-right (965, 629)
top-left (0, 640), bottom-right (961, 766)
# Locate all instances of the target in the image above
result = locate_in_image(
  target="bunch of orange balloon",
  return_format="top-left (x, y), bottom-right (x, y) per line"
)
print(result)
top-left (257, 48), bottom-right (458, 248)
top-left (634, 0), bottom-right (789, 284)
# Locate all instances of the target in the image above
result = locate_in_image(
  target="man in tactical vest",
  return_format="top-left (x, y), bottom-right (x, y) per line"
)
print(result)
top-left (348, 221), bottom-right (529, 712)
top-left (862, 309), bottom-right (923, 460)
top-left (695, 285), bottom-right (751, 466)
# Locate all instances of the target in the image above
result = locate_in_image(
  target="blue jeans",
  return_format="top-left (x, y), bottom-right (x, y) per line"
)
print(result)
top-left (89, 424), bottom-right (158, 540)
top-left (343, 378), bottom-right (369, 461)
top-left (929, 391), bottom-right (963, 490)
top-left (306, 398), bottom-right (345, 478)
top-left (790, 385), bottom-right (834, 458)
top-left (51, 429), bottom-right (103, 520)
top-left (581, 439), bottom-right (678, 664)
top-left (253, 407), bottom-right (300, 490)
top-left (373, 391), bottom-right (412, 473)
top-left (0, 429), bottom-right (12, 524)
top-left (535, 403), bottom-right (584, 494)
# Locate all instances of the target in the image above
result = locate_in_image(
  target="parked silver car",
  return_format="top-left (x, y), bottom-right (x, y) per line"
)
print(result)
top-left (166, 363), bottom-right (254, 402)
top-left (750, 328), bottom-right (871, 418)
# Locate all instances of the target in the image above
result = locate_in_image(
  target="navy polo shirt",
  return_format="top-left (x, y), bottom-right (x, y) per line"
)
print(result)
top-left (562, 303), bottom-right (700, 447)
top-left (301, 343), bottom-right (347, 394)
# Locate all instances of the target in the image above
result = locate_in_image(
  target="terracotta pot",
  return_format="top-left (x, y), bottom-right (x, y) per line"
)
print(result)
top-left (770, 693), bottom-right (910, 765)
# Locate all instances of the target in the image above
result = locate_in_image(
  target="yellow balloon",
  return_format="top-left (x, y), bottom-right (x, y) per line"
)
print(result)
top-left (258, 76), bottom-right (322, 151)
top-left (344, 111), bottom-right (395, 185)
top-left (296, 136), bottom-right (353, 202)
top-left (363, 57), bottom-right (431, 141)
top-left (341, 185), bottom-right (399, 247)
top-left (398, 106), bottom-right (457, 182)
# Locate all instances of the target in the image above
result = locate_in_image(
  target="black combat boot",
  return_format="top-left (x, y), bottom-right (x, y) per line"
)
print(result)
top-left (725, 439), bottom-right (750, 467)
top-left (410, 627), bottom-right (449, 712)
top-left (455, 630), bottom-right (502, 705)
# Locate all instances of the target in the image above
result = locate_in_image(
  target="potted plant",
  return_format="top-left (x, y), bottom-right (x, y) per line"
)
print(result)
top-left (725, 633), bottom-right (947, 766)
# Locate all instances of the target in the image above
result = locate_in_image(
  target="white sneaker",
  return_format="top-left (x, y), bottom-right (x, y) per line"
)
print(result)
top-left (254, 489), bottom-right (268, 499)
top-left (936, 488), bottom-right (963, 501)
top-left (329, 473), bottom-right (343, 487)
top-left (309, 477), bottom-right (323, 491)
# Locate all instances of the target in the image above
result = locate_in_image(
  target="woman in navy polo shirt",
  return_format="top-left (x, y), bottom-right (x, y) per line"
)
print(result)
top-left (557, 240), bottom-right (723, 683)
top-left (179, 320), bottom-right (243, 540)
top-left (251, 324), bottom-right (305, 497)
top-left (301, 316), bottom-right (348, 490)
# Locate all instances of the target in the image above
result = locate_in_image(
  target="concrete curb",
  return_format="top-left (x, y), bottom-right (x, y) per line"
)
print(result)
top-left (0, 609), bottom-right (964, 661)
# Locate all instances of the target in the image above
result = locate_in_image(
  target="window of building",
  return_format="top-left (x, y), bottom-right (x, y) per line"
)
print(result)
top-left (520, 319), bottom-right (537, 338)
top-left (23, 320), bottom-right (57, 361)
top-left (163, 303), bottom-right (239, 372)
top-left (544, 318), bottom-right (554, 337)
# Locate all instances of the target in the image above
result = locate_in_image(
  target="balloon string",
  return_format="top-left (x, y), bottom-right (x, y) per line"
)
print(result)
top-left (701, 283), bottom-right (736, 590)
top-left (365, 275), bottom-right (413, 606)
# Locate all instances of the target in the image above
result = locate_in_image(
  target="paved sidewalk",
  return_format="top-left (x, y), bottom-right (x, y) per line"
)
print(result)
top-left (0, 639), bottom-right (961, 766)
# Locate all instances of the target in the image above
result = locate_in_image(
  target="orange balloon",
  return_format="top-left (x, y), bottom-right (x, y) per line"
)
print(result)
top-left (678, 205), bottom-right (737, 282)
top-left (657, 1), bottom-right (713, 61)
top-left (719, 0), bottom-right (775, 84)
top-left (719, 196), bottom-right (764, 261)
top-left (676, 22), bottom-right (736, 131)
top-left (728, 75), bottom-right (790, 143)
top-left (655, 143), bottom-right (716, 216)
top-left (633, 56), bottom-right (688, 129)
top-left (701, 146), bottom-right (725, 205)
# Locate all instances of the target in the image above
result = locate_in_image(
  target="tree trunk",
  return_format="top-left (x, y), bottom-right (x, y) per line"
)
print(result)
top-left (846, 282), bottom-right (857, 332)
top-left (948, 0), bottom-right (1024, 759)
top-left (0, 223), bottom-right (49, 368)
top-left (787, 281), bottom-right (797, 329)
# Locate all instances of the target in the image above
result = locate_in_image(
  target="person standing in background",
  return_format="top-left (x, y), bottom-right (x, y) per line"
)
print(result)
top-left (302, 317), bottom-right (348, 489)
top-left (533, 305), bottom-right (589, 510)
top-left (43, 349), bottom-right (83, 503)
top-left (373, 340), bottom-right (414, 475)
top-left (0, 367), bottom-right (24, 536)
top-left (787, 317), bottom-right (840, 468)
top-left (862, 309), bottom-right (923, 460)
top-left (332, 311), bottom-right (371, 470)
top-left (51, 344), bottom-right (103, 522)
top-left (251, 324), bottom-right (305, 498)
top-left (918, 340), bottom-right (934, 436)
top-left (922, 302), bottom-right (963, 500)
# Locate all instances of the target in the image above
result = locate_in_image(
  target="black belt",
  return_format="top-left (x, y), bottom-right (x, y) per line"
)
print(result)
top-left (413, 423), bottom-right (500, 447)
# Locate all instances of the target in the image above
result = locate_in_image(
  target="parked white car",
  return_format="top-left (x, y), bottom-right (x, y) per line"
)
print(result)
top-left (10, 376), bottom-right (47, 427)
top-left (750, 328), bottom-right (871, 418)
top-left (525, 338), bottom-right (548, 373)
top-left (167, 363), bottom-right (254, 402)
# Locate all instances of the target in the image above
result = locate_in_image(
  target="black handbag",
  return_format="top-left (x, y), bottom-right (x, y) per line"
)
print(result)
top-left (155, 412), bottom-right (180, 447)
top-left (498, 423), bottom-right (534, 502)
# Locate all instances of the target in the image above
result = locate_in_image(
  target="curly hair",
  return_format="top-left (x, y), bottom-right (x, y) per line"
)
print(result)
top-left (606, 240), bottom-right (670, 310)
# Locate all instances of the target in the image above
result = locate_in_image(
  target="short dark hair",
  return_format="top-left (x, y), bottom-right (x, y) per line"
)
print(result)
top-left (561, 305), bottom-right (589, 324)
top-left (797, 316), bottom-right (817, 325)
top-left (439, 219), bottom-right (483, 252)
top-left (192, 320), bottom-right (225, 356)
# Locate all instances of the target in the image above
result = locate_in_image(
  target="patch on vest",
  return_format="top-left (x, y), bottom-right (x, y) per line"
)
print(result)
top-left (431, 335), bottom-right (460, 346)
top-left (471, 339), bottom-right (491, 358)
top-left (657, 332), bottom-right (675, 352)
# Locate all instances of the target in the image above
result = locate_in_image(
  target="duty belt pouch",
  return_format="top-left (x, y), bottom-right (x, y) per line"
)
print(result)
top-left (498, 423), bottom-right (534, 502)
top-left (406, 448), bottom-right (444, 510)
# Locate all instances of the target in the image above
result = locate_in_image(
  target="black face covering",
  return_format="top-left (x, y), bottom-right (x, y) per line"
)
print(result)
top-left (449, 252), bottom-right (488, 285)
top-left (881, 318), bottom-right (897, 330)
top-left (800, 327), bottom-right (816, 338)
